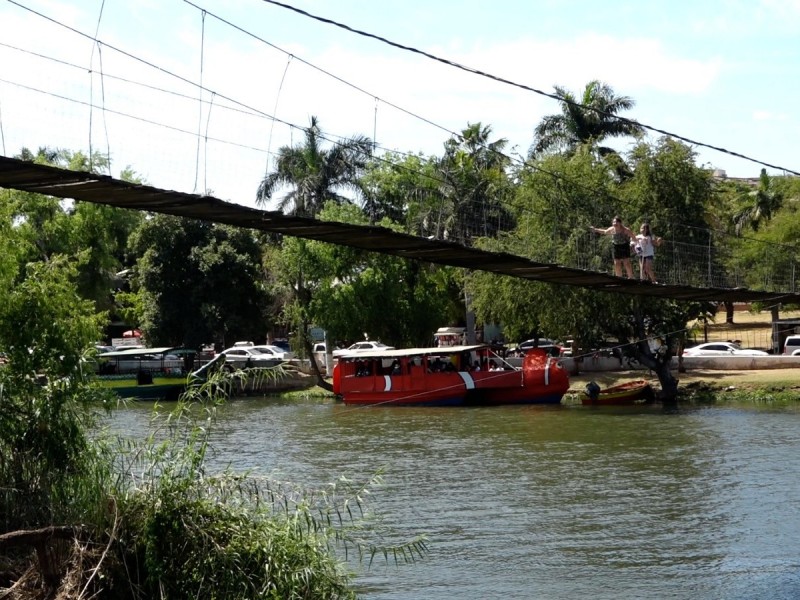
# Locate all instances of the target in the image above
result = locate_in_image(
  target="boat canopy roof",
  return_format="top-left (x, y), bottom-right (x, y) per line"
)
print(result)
top-left (100, 347), bottom-right (188, 358)
top-left (338, 344), bottom-right (487, 359)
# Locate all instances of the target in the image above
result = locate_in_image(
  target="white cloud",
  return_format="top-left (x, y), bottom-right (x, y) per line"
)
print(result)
top-left (752, 110), bottom-right (788, 122)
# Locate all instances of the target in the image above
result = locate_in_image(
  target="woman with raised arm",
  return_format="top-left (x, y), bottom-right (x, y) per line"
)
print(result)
top-left (590, 215), bottom-right (635, 278)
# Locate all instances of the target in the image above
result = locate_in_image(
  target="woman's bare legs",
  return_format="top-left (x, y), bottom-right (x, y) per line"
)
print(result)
top-left (622, 258), bottom-right (634, 278)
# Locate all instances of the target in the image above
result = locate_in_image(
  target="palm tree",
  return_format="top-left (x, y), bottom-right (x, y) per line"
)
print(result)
top-left (255, 117), bottom-right (372, 390)
top-left (733, 169), bottom-right (783, 235)
top-left (430, 122), bottom-right (514, 246)
top-left (256, 116), bottom-right (373, 217)
top-left (530, 80), bottom-right (644, 157)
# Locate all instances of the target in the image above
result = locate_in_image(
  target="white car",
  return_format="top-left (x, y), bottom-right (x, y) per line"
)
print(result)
top-left (332, 341), bottom-right (395, 357)
top-left (250, 344), bottom-right (295, 360)
top-left (219, 346), bottom-right (284, 367)
top-left (683, 342), bottom-right (768, 357)
top-left (783, 335), bottom-right (800, 355)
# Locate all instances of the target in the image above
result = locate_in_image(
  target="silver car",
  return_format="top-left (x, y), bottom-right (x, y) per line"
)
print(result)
top-left (332, 341), bottom-right (395, 357)
top-left (219, 346), bottom-right (284, 368)
top-left (250, 344), bottom-right (295, 360)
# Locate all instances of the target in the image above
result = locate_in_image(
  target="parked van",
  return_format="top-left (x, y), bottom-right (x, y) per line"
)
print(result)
top-left (784, 335), bottom-right (800, 355)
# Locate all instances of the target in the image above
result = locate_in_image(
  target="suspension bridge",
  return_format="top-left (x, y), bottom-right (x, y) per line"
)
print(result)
top-left (2, 155), bottom-right (798, 305)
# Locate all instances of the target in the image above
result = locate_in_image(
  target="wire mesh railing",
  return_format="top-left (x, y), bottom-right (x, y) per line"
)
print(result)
top-left (399, 195), bottom-right (798, 294)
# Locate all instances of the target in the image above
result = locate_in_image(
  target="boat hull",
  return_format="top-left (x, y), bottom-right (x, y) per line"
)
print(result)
top-left (335, 347), bottom-right (570, 407)
top-left (98, 373), bottom-right (187, 401)
top-left (581, 380), bottom-right (654, 406)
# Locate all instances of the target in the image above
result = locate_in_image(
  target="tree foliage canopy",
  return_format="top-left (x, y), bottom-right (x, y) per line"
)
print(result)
top-left (128, 215), bottom-right (269, 348)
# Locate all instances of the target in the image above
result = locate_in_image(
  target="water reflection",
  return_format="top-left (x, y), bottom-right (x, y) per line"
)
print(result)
top-left (110, 399), bottom-right (800, 599)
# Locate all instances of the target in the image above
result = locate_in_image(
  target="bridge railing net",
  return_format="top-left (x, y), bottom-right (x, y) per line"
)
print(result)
top-left (407, 201), bottom-right (798, 293)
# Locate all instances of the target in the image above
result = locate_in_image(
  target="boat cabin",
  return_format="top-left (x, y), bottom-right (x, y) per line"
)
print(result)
top-left (95, 347), bottom-right (197, 401)
top-left (97, 347), bottom-right (195, 379)
top-left (433, 327), bottom-right (467, 348)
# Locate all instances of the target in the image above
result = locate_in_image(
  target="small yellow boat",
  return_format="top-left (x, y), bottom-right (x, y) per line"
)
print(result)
top-left (581, 380), bottom-right (655, 406)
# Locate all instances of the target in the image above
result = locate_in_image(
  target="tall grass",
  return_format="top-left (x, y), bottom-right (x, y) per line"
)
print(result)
top-left (1, 259), bottom-right (425, 599)
top-left (110, 370), bottom-right (426, 599)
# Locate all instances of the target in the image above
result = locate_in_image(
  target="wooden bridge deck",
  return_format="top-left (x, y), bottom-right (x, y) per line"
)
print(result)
top-left (1, 155), bottom-right (798, 304)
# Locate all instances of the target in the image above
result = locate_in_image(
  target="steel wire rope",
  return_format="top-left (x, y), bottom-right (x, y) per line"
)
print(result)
top-left (205, 0), bottom-right (797, 286)
top-left (210, 0), bottom-right (800, 267)
top-left (181, 0), bottom-right (456, 141)
top-left (203, 92), bottom-right (215, 195)
top-left (94, 43), bottom-right (113, 174)
top-left (0, 36), bottom-right (512, 231)
top-left (0, 71), bottom-right (447, 195)
top-left (0, 91), bottom-right (6, 155)
top-left (8, 0), bottom-right (794, 247)
top-left (3, 3), bottom-right (776, 258)
top-left (0, 78), bottom-right (273, 155)
top-left (259, 0), bottom-right (800, 178)
top-left (373, 97), bottom-right (378, 154)
top-left (193, 9), bottom-right (207, 194)
top-left (3, 67), bottom-right (794, 294)
top-left (5, 2), bottom-right (795, 290)
top-left (265, 55), bottom-right (293, 179)
top-left (4, 1), bottom-right (423, 176)
top-left (87, 0), bottom-right (106, 172)
top-left (0, 41), bottom-right (251, 118)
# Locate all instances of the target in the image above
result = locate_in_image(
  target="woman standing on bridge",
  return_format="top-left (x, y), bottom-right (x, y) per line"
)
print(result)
top-left (590, 216), bottom-right (635, 278)
top-left (634, 222), bottom-right (663, 282)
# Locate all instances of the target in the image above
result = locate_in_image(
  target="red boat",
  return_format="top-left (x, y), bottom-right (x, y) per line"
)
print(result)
top-left (332, 345), bottom-right (569, 407)
top-left (581, 379), bottom-right (655, 406)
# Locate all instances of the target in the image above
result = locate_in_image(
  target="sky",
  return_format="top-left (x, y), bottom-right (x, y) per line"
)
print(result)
top-left (0, 0), bottom-right (798, 209)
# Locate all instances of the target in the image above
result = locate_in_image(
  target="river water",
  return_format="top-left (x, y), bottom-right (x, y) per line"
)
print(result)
top-left (112, 396), bottom-right (800, 599)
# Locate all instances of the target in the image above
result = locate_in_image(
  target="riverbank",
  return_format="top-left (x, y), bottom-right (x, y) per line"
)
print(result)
top-left (567, 368), bottom-right (800, 395)
top-left (289, 367), bottom-right (800, 403)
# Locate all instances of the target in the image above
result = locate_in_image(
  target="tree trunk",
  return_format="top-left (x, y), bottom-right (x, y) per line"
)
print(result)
top-left (630, 306), bottom-right (679, 404)
top-left (725, 301), bottom-right (734, 324)
top-left (770, 305), bottom-right (780, 354)
top-left (651, 357), bottom-right (679, 405)
top-left (303, 336), bottom-right (332, 392)
top-left (635, 343), bottom-right (679, 403)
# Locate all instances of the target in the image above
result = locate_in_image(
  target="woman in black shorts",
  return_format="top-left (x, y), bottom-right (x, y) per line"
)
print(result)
top-left (590, 216), bottom-right (635, 278)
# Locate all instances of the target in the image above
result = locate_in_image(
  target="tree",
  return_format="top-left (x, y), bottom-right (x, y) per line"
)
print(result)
top-left (265, 202), bottom-right (459, 387)
top-left (733, 168), bottom-right (784, 235)
top-left (307, 203), bottom-right (457, 346)
top-left (359, 151), bottom-right (435, 226)
top-left (256, 116), bottom-right (373, 217)
top-left (255, 118), bottom-right (374, 386)
top-left (428, 123), bottom-right (514, 246)
top-left (128, 215), bottom-right (269, 348)
top-left (471, 137), bottom-right (717, 400)
top-left (8, 147), bottom-right (144, 314)
top-left (531, 80), bottom-right (644, 159)
top-left (0, 253), bottom-right (110, 530)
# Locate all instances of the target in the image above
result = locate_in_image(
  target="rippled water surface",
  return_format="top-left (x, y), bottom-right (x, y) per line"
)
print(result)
top-left (112, 398), bottom-right (800, 599)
